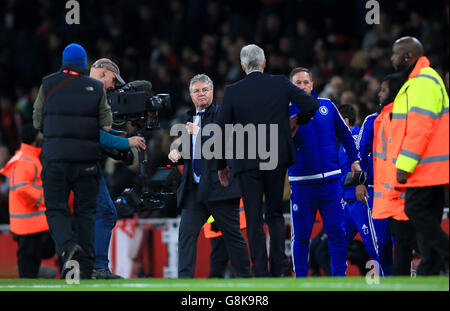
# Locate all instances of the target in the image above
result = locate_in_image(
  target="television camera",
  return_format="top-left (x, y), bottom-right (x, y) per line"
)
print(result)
top-left (106, 80), bottom-right (181, 218)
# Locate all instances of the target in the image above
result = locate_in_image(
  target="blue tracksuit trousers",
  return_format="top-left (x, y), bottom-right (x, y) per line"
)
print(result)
top-left (290, 179), bottom-right (347, 277)
top-left (344, 187), bottom-right (393, 276)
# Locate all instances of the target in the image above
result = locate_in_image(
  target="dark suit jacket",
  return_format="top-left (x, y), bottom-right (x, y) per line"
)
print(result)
top-left (217, 71), bottom-right (319, 173)
top-left (177, 103), bottom-right (241, 209)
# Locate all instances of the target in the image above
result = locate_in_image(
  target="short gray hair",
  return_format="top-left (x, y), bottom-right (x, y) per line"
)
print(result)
top-left (240, 44), bottom-right (265, 73)
top-left (189, 74), bottom-right (214, 93)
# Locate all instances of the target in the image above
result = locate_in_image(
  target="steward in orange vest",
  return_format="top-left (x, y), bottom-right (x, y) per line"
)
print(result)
top-left (0, 142), bottom-right (47, 235)
top-left (372, 72), bottom-right (419, 276)
top-left (373, 100), bottom-right (407, 221)
top-left (390, 36), bottom-right (449, 275)
top-left (0, 125), bottom-right (55, 278)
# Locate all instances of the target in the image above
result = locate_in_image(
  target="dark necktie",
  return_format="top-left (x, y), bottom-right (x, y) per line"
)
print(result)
top-left (193, 111), bottom-right (204, 178)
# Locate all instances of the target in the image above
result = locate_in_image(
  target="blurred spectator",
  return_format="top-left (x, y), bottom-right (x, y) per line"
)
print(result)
top-left (340, 90), bottom-right (362, 126)
top-left (320, 75), bottom-right (344, 105)
top-left (0, 96), bottom-right (22, 154)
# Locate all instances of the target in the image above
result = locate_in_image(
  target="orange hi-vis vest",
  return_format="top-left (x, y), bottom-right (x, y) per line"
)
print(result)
top-left (203, 198), bottom-right (247, 238)
top-left (391, 56), bottom-right (449, 189)
top-left (372, 103), bottom-right (408, 220)
top-left (0, 143), bottom-right (49, 235)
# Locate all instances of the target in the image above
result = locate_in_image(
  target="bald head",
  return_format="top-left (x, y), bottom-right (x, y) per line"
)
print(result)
top-left (391, 36), bottom-right (424, 72)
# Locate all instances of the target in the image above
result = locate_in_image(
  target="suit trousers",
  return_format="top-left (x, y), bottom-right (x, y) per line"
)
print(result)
top-left (178, 183), bottom-right (251, 278)
top-left (405, 185), bottom-right (449, 275)
top-left (209, 236), bottom-right (230, 278)
top-left (237, 165), bottom-right (289, 277)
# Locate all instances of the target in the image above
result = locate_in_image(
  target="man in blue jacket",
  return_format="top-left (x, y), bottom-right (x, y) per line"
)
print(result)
top-left (90, 58), bottom-right (146, 279)
top-left (337, 104), bottom-right (383, 275)
top-left (288, 67), bottom-right (361, 277)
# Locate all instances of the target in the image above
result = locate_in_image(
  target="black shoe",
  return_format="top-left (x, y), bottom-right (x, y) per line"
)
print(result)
top-left (61, 244), bottom-right (84, 279)
top-left (91, 268), bottom-right (123, 279)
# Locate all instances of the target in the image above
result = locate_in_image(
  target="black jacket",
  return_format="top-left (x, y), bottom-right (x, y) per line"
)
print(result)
top-left (217, 71), bottom-right (319, 173)
top-left (177, 103), bottom-right (241, 208)
top-left (42, 64), bottom-right (104, 162)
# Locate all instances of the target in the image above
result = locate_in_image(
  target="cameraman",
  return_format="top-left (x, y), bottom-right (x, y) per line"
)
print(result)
top-left (89, 58), bottom-right (146, 279)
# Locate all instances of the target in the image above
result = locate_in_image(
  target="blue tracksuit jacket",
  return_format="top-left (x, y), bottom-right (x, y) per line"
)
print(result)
top-left (288, 92), bottom-right (360, 185)
top-left (356, 113), bottom-right (378, 187)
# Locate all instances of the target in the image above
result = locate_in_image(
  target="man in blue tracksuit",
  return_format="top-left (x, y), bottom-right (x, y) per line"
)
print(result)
top-left (337, 104), bottom-right (383, 275)
top-left (288, 67), bottom-right (361, 277)
top-left (356, 111), bottom-right (394, 276)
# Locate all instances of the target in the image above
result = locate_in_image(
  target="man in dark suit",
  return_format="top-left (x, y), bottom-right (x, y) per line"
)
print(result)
top-left (168, 74), bottom-right (251, 278)
top-left (217, 44), bottom-right (319, 277)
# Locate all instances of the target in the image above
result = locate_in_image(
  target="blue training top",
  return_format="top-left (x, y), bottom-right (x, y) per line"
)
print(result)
top-left (288, 91), bottom-right (360, 186)
top-left (356, 113), bottom-right (378, 187)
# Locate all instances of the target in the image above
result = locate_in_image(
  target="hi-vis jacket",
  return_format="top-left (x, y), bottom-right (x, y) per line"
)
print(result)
top-left (391, 56), bottom-right (449, 189)
top-left (373, 103), bottom-right (407, 220)
top-left (0, 143), bottom-right (49, 235)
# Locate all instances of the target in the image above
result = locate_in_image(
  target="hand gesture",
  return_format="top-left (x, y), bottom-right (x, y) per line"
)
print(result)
top-left (218, 167), bottom-right (231, 187)
top-left (355, 184), bottom-right (369, 203)
top-left (396, 168), bottom-right (408, 184)
top-left (168, 149), bottom-right (181, 163)
top-left (128, 136), bottom-right (146, 151)
top-left (290, 115), bottom-right (299, 137)
top-left (351, 161), bottom-right (362, 177)
top-left (186, 122), bottom-right (200, 135)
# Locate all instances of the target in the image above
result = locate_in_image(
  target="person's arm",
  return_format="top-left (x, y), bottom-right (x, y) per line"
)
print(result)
top-left (98, 89), bottom-right (112, 131)
top-left (99, 129), bottom-right (129, 150)
top-left (32, 85), bottom-right (45, 130)
top-left (100, 129), bottom-right (147, 151)
top-left (284, 77), bottom-right (319, 125)
top-left (356, 115), bottom-right (374, 175)
top-left (168, 137), bottom-right (182, 163)
top-left (216, 86), bottom-right (233, 171)
top-left (354, 115), bottom-right (374, 203)
top-left (11, 161), bottom-right (43, 207)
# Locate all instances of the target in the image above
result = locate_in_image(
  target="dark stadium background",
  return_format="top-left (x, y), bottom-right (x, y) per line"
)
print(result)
top-left (0, 0), bottom-right (449, 223)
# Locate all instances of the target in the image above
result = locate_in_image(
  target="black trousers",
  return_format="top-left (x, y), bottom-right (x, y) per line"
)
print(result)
top-left (237, 165), bottom-right (289, 277)
top-left (405, 185), bottom-right (449, 275)
top-left (209, 236), bottom-right (230, 278)
top-left (178, 184), bottom-right (251, 278)
top-left (15, 231), bottom-right (55, 278)
top-left (42, 162), bottom-right (100, 277)
top-left (389, 218), bottom-right (417, 276)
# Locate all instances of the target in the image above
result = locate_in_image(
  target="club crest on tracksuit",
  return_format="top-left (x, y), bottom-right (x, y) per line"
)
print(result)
top-left (319, 106), bottom-right (328, 115)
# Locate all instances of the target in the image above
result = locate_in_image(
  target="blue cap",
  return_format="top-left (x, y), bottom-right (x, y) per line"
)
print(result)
top-left (62, 43), bottom-right (87, 68)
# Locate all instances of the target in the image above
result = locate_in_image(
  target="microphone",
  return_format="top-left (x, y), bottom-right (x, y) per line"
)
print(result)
top-left (122, 80), bottom-right (153, 94)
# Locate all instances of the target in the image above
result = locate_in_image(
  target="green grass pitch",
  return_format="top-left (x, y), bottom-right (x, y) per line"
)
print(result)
top-left (0, 276), bottom-right (448, 291)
